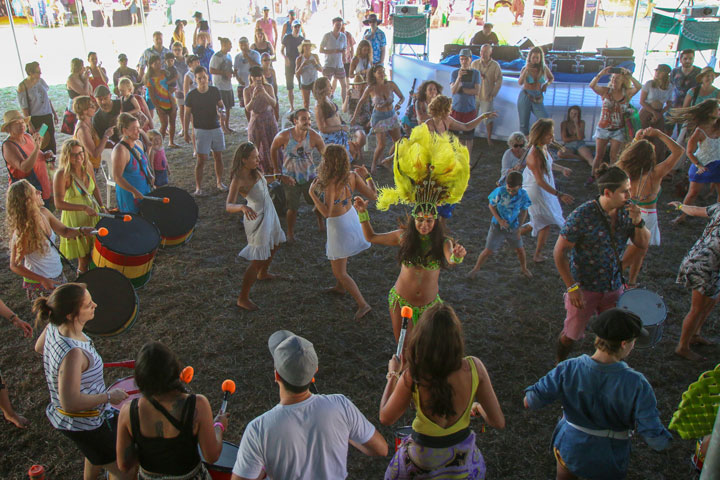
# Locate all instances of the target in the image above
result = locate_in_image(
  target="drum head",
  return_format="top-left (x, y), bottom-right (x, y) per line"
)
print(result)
top-left (79, 268), bottom-right (139, 336)
top-left (96, 215), bottom-right (161, 256)
top-left (200, 440), bottom-right (238, 472)
top-left (140, 187), bottom-right (199, 239)
top-left (617, 289), bottom-right (667, 327)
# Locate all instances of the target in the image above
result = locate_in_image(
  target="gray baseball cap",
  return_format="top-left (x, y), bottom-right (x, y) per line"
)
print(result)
top-left (459, 48), bottom-right (473, 58)
top-left (268, 330), bottom-right (318, 387)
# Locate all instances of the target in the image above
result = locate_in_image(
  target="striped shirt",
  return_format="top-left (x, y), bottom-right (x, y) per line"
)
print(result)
top-left (43, 323), bottom-right (108, 431)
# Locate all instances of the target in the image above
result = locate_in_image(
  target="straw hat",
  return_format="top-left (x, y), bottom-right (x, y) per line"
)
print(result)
top-left (349, 74), bottom-right (367, 85)
top-left (1, 110), bottom-right (26, 133)
top-left (697, 66), bottom-right (720, 81)
top-left (300, 39), bottom-right (316, 50)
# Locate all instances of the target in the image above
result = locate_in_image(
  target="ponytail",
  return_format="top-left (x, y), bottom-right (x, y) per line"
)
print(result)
top-left (32, 283), bottom-right (87, 329)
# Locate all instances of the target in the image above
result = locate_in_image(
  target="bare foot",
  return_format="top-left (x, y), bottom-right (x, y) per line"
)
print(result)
top-left (467, 269), bottom-right (479, 279)
top-left (691, 335), bottom-right (714, 346)
top-left (324, 286), bottom-right (346, 296)
top-left (168, 143), bottom-right (180, 149)
top-left (257, 272), bottom-right (287, 281)
top-left (226, 127), bottom-right (236, 133)
top-left (354, 303), bottom-right (372, 320)
top-left (533, 255), bottom-right (547, 263)
top-left (193, 189), bottom-right (207, 197)
top-left (671, 215), bottom-right (686, 225)
top-left (521, 268), bottom-right (533, 278)
top-left (5, 413), bottom-right (29, 429)
top-left (237, 298), bottom-right (259, 311)
top-left (674, 346), bottom-right (705, 361)
top-left (217, 183), bottom-right (228, 191)
top-left (286, 236), bottom-right (295, 245)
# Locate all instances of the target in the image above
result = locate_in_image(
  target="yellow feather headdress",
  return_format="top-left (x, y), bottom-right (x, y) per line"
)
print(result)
top-left (376, 124), bottom-right (470, 214)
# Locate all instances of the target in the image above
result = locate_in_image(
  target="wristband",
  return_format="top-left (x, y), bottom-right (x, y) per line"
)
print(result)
top-left (566, 283), bottom-right (579, 293)
top-left (8, 314), bottom-right (18, 322)
top-left (677, 203), bottom-right (684, 211)
top-left (213, 421), bottom-right (225, 432)
top-left (357, 210), bottom-right (370, 223)
top-left (106, 392), bottom-right (111, 403)
top-left (450, 254), bottom-right (464, 264)
top-left (386, 371), bottom-right (399, 381)
top-left (365, 176), bottom-right (373, 183)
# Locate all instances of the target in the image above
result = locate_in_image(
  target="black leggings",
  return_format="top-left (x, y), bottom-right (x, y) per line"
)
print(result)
top-left (31, 114), bottom-right (56, 154)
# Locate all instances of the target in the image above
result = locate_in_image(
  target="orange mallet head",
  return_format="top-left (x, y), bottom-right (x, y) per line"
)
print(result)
top-left (180, 366), bottom-right (194, 383)
top-left (162, 197), bottom-right (170, 203)
top-left (97, 227), bottom-right (109, 237)
top-left (221, 379), bottom-right (236, 394)
top-left (400, 306), bottom-right (413, 319)
top-left (122, 215), bottom-right (132, 222)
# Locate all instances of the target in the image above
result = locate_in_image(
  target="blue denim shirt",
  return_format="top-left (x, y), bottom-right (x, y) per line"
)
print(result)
top-left (560, 199), bottom-right (635, 292)
top-left (488, 186), bottom-right (531, 229)
top-left (525, 355), bottom-right (672, 480)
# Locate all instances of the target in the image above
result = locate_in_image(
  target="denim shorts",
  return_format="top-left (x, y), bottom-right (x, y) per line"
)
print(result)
top-left (195, 127), bottom-right (225, 155)
top-left (595, 126), bottom-right (625, 142)
top-left (485, 222), bottom-right (522, 251)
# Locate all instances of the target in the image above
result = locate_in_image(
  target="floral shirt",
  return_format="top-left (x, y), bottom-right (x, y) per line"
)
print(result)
top-left (670, 65), bottom-right (701, 107)
top-left (488, 186), bottom-right (531, 229)
top-left (363, 28), bottom-right (386, 65)
top-left (560, 198), bottom-right (636, 292)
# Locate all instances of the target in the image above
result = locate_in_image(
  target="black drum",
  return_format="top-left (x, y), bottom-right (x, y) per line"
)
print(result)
top-left (79, 268), bottom-right (139, 337)
top-left (140, 186), bottom-right (198, 247)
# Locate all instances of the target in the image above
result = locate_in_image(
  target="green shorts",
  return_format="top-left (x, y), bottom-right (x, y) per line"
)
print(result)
top-left (388, 286), bottom-right (442, 325)
top-left (282, 181), bottom-right (313, 211)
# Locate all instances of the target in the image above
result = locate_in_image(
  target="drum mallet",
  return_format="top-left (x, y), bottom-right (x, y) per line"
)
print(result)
top-left (103, 360), bottom-right (135, 369)
top-left (144, 196), bottom-right (170, 203)
top-left (219, 379), bottom-right (236, 415)
top-left (89, 228), bottom-right (109, 237)
top-left (98, 213), bottom-right (132, 221)
top-left (396, 306), bottom-right (413, 358)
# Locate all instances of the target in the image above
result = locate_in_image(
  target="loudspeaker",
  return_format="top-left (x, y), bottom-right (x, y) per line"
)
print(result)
top-left (515, 37), bottom-right (534, 50)
top-left (491, 45), bottom-right (521, 62)
top-left (605, 56), bottom-right (635, 67)
top-left (551, 59), bottom-right (576, 73)
top-left (596, 47), bottom-right (634, 57)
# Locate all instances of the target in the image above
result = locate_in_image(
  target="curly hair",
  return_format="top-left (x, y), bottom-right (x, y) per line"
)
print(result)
top-left (417, 80), bottom-right (443, 103)
top-left (406, 303), bottom-right (465, 418)
top-left (229, 141), bottom-right (261, 183)
top-left (316, 144), bottom-right (349, 190)
top-left (57, 138), bottom-right (92, 189)
top-left (398, 208), bottom-right (447, 269)
top-left (427, 95), bottom-right (452, 118)
top-left (617, 139), bottom-right (656, 182)
top-left (367, 64), bottom-right (385, 86)
top-left (72, 96), bottom-right (95, 120)
top-left (6, 180), bottom-right (48, 265)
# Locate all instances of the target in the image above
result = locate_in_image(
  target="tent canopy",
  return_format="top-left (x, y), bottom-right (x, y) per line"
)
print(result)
top-left (649, 9), bottom-right (720, 51)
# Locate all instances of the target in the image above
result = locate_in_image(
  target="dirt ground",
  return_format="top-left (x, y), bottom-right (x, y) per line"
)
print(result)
top-left (0, 93), bottom-right (717, 479)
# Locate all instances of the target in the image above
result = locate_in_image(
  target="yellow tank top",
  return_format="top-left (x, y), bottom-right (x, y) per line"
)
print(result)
top-left (411, 356), bottom-right (479, 436)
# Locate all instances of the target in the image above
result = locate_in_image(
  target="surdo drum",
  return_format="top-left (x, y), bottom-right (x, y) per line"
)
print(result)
top-left (616, 288), bottom-right (667, 348)
top-left (200, 441), bottom-right (239, 480)
top-left (78, 268), bottom-right (139, 337)
top-left (140, 186), bottom-right (199, 247)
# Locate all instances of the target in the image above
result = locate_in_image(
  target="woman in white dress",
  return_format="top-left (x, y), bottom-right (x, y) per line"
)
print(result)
top-left (309, 144), bottom-right (378, 320)
top-left (521, 119), bottom-right (574, 262)
top-left (226, 142), bottom-right (293, 311)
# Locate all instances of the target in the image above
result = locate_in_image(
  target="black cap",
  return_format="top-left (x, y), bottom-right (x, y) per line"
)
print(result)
top-left (590, 308), bottom-right (648, 341)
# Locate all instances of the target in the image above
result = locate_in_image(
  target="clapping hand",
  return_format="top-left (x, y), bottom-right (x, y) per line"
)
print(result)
top-left (353, 196), bottom-right (369, 213)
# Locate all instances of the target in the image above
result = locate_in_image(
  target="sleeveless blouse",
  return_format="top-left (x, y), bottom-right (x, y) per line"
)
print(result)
top-left (694, 128), bottom-right (720, 166)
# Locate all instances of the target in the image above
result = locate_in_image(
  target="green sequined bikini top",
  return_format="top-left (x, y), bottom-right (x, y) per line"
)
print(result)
top-left (402, 234), bottom-right (442, 270)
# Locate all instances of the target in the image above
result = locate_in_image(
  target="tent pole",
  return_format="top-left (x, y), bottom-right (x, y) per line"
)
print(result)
top-left (4, 0), bottom-right (25, 81)
top-left (205, 0), bottom-right (213, 29)
top-left (75, 0), bottom-right (88, 58)
top-left (485, 0), bottom-right (489, 23)
top-left (629, 0), bottom-right (641, 51)
top-left (551, 0), bottom-right (561, 42)
top-left (342, 0), bottom-right (345, 19)
top-left (138, 0), bottom-right (148, 46)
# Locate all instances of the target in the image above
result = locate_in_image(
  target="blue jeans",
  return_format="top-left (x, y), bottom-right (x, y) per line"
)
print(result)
top-left (517, 90), bottom-right (549, 135)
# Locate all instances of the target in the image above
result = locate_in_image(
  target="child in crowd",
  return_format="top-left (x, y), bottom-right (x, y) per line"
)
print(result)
top-left (147, 130), bottom-right (169, 186)
top-left (164, 52), bottom-right (179, 94)
top-left (524, 308), bottom-right (672, 480)
top-left (469, 171), bottom-right (532, 278)
top-left (118, 77), bottom-right (150, 130)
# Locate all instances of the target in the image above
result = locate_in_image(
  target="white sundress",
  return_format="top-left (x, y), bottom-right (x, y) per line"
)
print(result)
top-left (522, 147), bottom-right (565, 236)
top-left (238, 178), bottom-right (286, 260)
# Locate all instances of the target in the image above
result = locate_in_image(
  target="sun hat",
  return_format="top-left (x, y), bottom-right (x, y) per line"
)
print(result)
top-left (175, 19), bottom-right (187, 26)
top-left (268, 330), bottom-right (318, 387)
top-left (350, 74), bottom-right (367, 85)
top-left (192, 11), bottom-right (202, 19)
top-left (300, 39), bottom-right (316, 50)
top-left (363, 13), bottom-right (379, 25)
top-left (1, 110), bottom-right (26, 133)
top-left (655, 64), bottom-right (671, 74)
top-left (697, 66), bottom-right (720, 81)
top-left (590, 308), bottom-right (648, 342)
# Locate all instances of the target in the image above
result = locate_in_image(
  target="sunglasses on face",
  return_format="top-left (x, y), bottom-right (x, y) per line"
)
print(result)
top-left (513, 144), bottom-right (524, 148)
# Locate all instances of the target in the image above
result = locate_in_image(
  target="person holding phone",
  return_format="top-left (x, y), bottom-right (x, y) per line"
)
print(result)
top-left (19, 61), bottom-right (58, 154)
top-left (517, 46), bottom-right (553, 136)
top-left (450, 48), bottom-right (481, 157)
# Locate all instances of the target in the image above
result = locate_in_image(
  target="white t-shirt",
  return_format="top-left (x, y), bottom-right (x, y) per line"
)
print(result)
top-left (233, 394), bottom-right (376, 480)
top-left (320, 32), bottom-right (347, 69)
top-left (642, 80), bottom-right (672, 106)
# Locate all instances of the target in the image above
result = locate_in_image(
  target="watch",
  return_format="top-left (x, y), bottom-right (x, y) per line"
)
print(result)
top-left (633, 219), bottom-right (646, 229)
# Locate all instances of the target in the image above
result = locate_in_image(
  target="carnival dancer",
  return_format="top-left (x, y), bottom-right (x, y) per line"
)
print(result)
top-left (525, 308), bottom-right (671, 480)
top-left (380, 303), bottom-right (505, 479)
top-left (269, 109), bottom-right (326, 243)
top-left (7, 180), bottom-right (94, 301)
top-left (521, 119), bottom-right (573, 263)
top-left (668, 99), bottom-right (720, 224)
top-left (34, 283), bottom-right (135, 480)
top-left (226, 142), bottom-right (292, 311)
top-left (355, 125), bottom-right (468, 341)
top-left (553, 165), bottom-right (650, 362)
top-left (53, 139), bottom-right (105, 274)
top-left (669, 199), bottom-right (720, 360)
top-left (308, 145), bottom-right (377, 320)
top-left (616, 127), bottom-right (684, 286)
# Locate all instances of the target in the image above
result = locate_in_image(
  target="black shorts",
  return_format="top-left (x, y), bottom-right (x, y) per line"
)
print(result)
top-left (31, 113), bottom-right (56, 154)
top-left (301, 81), bottom-right (315, 91)
top-left (344, 62), bottom-right (350, 77)
top-left (59, 412), bottom-right (118, 466)
top-left (220, 89), bottom-right (234, 109)
top-left (285, 63), bottom-right (296, 90)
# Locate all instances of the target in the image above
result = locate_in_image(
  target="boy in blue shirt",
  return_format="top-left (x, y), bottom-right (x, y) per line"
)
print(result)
top-left (469, 171), bottom-right (532, 278)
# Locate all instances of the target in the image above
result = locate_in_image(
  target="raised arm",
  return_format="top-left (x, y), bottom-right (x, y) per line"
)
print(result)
top-left (589, 67), bottom-right (611, 96)
top-left (641, 128), bottom-right (684, 178)
top-left (354, 197), bottom-right (402, 246)
top-left (2, 133), bottom-right (41, 173)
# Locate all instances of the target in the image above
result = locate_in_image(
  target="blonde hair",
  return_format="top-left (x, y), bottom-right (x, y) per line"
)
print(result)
top-left (72, 96), bottom-right (95, 120)
top-left (428, 95), bottom-right (452, 118)
top-left (316, 144), bottom-right (350, 190)
top-left (57, 139), bottom-right (91, 187)
top-left (118, 77), bottom-right (134, 94)
top-left (6, 180), bottom-right (48, 264)
top-left (147, 129), bottom-right (162, 142)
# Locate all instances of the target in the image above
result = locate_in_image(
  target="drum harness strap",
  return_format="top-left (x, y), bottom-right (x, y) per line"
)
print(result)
top-left (594, 198), bottom-right (627, 289)
top-left (119, 141), bottom-right (153, 187)
top-left (563, 416), bottom-right (633, 440)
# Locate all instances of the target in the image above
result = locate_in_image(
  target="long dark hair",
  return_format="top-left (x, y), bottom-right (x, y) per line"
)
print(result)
top-left (398, 209), bottom-right (447, 268)
top-left (313, 77), bottom-right (335, 120)
top-left (528, 118), bottom-right (554, 174)
top-left (135, 341), bottom-right (186, 397)
top-left (367, 64), bottom-right (385, 86)
top-left (417, 80), bottom-right (443, 103)
top-left (33, 283), bottom-right (88, 328)
top-left (407, 303), bottom-right (465, 418)
top-left (617, 139), bottom-right (656, 182)
top-left (229, 142), bottom-right (261, 183)
top-left (668, 99), bottom-right (719, 128)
